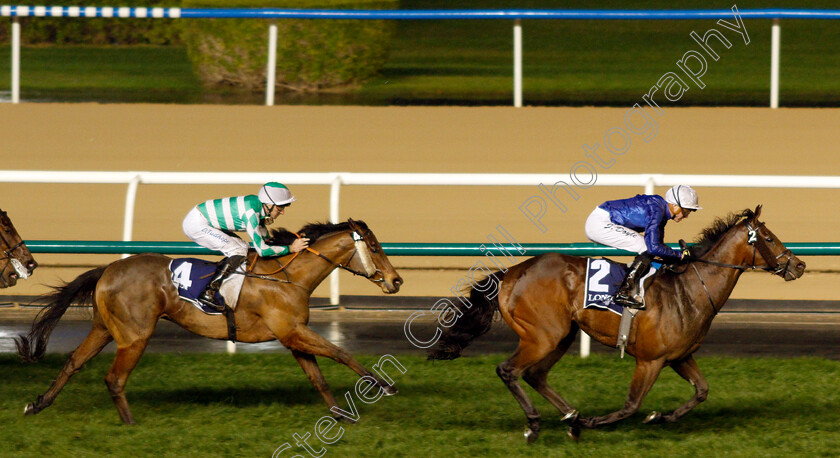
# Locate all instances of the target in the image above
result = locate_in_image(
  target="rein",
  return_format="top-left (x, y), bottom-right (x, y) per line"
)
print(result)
top-left (687, 220), bottom-right (793, 316)
top-left (243, 228), bottom-right (382, 285)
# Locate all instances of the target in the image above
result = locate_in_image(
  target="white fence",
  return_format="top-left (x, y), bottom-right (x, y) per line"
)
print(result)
top-left (4, 7), bottom-right (837, 107)
top-left (3, 170), bottom-right (840, 303)
top-left (3, 170), bottom-right (839, 356)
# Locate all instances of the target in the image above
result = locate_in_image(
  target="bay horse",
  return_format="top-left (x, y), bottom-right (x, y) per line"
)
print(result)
top-left (429, 206), bottom-right (805, 441)
top-left (17, 219), bottom-right (403, 424)
top-left (0, 207), bottom-right (38, 287)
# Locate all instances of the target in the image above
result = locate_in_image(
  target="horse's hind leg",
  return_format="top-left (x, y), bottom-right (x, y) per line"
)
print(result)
top-left (25, 321), bottom-right (113, 416)
top-left (290, 349), bottom-right (347, 421)
top-left (103, 338), bottom-right (152, 425)
top-left (644, 355), bottom-right (708, 424)
top-left (522, 324), bottom-right (580, 420)
top-left (497, 335), bottom-right (560, 443)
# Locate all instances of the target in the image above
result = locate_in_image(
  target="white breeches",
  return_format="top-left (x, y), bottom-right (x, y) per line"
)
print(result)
top-left (182, 207), bottom-right (249, 257)
top-left (584, 207), bottom-right (647, 254)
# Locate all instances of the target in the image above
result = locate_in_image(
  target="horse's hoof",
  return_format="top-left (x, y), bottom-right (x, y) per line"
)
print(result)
top-left (643, 411), bottom-right (662, 424)
top-left (24, 403), bottom-right (38, 416)
top-left (561, 409), bottom-right (580, 423)
top-left (333, 415), bottom-right (357, 424)
top-left (524, 428), bottom-right (539, 444)
top-left (567, 424), bottom-right (581, 441)
top-left (382, 384), bottom-right (398, 396)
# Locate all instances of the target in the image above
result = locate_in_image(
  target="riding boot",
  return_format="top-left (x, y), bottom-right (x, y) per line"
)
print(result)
top-left (198, 255), bottom-right (245, 312)
top-left (614, 253), bottom-right (653, 309)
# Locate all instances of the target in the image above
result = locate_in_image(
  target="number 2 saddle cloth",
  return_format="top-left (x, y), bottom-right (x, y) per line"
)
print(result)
top-left (168, 258), bottom-right (248, 315)
top-left (583, 258), bottom-right (663, 315)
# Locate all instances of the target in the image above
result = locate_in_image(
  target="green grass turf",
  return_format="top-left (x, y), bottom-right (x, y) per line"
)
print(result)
top-left (2, 352), bottom-right (840, 456)
top-left (1, 1), bottom-right (839, 105)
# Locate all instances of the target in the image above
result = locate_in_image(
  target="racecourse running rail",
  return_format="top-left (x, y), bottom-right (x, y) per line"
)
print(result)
top-left (4, 7), bottom-right (840, 106)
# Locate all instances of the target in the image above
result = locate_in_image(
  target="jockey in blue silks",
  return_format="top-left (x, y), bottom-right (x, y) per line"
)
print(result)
top-left (584, 185), bottom-right (702, 309)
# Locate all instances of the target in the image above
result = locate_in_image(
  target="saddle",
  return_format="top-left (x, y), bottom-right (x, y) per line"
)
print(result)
top-left (169, 256), bottom-right (250, 342)
top-left (583, 258), bottom-right (662, 357)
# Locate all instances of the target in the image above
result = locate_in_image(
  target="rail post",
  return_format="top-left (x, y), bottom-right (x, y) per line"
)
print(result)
top-left (513, 19), bottom-right (523, 108)
top-left (11, 15), bottom-right (20, 103)
top-left (266, 21), bottom-right (278, 106)
top-left (770, 19), bottom-right (781, 109)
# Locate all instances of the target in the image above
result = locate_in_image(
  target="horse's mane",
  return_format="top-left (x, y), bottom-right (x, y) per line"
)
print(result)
top-left (266, 220), bottom-right (368, 246)
top-left (690, 209), bottom-right (754, 257)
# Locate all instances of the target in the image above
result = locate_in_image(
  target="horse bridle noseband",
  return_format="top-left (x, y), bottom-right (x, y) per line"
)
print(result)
top-left (690, 220), bottom-right (794, 315)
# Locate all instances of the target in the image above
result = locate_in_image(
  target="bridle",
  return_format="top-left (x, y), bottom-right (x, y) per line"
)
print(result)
top-left (689, 219), bottom-right (795, 315)
top-left (692, 221), bottom-right (794, 276)
top-left (308, 227), bottom-right (383, 282)
top-left (0, 211), bottom-right (30, 284)
top-left (246, 226), bottom-right (383, 285)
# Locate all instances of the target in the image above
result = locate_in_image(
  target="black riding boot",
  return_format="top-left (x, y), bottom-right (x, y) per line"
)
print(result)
top-left (198, 255), bottom-right (245, 312)
top-left (614, 253), bottom-right (653, 309)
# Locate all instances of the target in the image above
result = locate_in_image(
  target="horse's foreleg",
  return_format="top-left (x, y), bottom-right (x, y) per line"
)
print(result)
top-left (280, 325), bottom-right (397, 396)
top-left (577, 358), bottom-right (665, 429)
top-left (522, 327), bottom-right (580, 420)
top-left (290, 349), bottom-right (349, 421)
top-left (104, 339), bottom-right (150, 425)
top-left (25, 323), bottom-right (113, 416)
top-left (644, 355), bottom-right (708, 424)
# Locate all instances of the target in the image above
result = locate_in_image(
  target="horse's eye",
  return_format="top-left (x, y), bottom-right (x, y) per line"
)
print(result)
top-left (765, 236), bottom-right (773, 243)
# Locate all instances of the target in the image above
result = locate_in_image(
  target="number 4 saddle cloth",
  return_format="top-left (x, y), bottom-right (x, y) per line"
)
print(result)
top-left (583, 258), bottom-right (663, 315)
top-left (168, 258), bottom-right (248, 315)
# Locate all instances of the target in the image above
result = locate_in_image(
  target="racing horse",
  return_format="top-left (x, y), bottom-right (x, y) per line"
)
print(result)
top-left (17, 219), bottom-right (403, 424)
top-left (0, 208), bottom-right (37, 287)
top-left (429, 206), bottom-right (805, 441)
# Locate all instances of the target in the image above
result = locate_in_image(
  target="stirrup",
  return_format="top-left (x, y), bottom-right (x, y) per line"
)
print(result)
top-left (198, 291), bottom-right (225, 312)
top-left (614, 292), bottom-right (645, 309)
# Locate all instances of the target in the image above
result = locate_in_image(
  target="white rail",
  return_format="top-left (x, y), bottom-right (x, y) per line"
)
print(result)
top-left (3, 170), bottom-right (839, 355)
top-left (3, 170), bottom-right (840, 300)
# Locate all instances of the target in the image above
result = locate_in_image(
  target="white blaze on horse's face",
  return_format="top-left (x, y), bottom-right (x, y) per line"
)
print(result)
top-left (353, 231), bottom-right (376, 277)
top-left (11, 258), bottom-right (30, 279)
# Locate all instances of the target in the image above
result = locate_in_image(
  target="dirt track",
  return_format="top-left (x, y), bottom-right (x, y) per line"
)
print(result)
top-left (0, 104), bottom-right (838, 300)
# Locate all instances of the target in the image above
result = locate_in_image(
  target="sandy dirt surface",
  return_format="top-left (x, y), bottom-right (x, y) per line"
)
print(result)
top-left (0, 104), bottom-right (837, 301)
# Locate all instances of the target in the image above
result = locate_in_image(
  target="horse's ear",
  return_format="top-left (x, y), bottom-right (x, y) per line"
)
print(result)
top-left (753, 205), bottom-right (763, 220)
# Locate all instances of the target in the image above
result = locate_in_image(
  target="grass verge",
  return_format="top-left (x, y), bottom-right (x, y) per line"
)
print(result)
top-left (2, 352), bottom-right (839, 456)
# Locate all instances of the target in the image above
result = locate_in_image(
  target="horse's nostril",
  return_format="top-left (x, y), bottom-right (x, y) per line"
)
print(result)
top-left (27, 261), bottom-right (38, 270)
top-left (9, 273), bottom-right (17, 280)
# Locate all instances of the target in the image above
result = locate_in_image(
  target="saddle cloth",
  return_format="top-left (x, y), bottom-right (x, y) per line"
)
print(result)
top-left (583, 258), bottom-right (662, 315)
top-left (168, 258), bottom-right (247, 315)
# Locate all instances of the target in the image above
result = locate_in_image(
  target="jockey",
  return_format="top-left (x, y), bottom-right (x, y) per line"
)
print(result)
top-left (182, 182), bottom-right (310, 311)
top-left (584, 185), bottom-right (701, 309)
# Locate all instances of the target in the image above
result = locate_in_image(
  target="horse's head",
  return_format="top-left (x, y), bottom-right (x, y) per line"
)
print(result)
top-left (738, 205), bottom-right (805, 281)
top-left (0, 209), bottom-right (37, 287)
top-left (344, 219), bottom-right (403, 294)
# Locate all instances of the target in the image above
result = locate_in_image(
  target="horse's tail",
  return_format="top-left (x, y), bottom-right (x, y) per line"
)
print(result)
top-left (428, 270), bottom-right (505, 361)
top-left (16, 266), bottom-right (106, 362)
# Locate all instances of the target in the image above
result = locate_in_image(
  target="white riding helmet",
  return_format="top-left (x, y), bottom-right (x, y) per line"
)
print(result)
top-left (258, 182), bottom-right (296, 206)
top-left (665, 185), bottom-right (702, 210)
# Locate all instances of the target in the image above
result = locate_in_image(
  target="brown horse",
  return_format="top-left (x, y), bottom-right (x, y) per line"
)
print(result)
top-left (0, 208), bottom-right (37, 287)
top-left (429, 206), bottom-right (806, 441)
top-left (17, 219), bottom-right (402, 424)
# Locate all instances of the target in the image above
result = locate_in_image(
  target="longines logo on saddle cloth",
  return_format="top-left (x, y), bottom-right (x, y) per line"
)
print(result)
top-left (583, 258), bottom-right (662, 315)
top-left (169, 258), bottom-right (248, 315)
